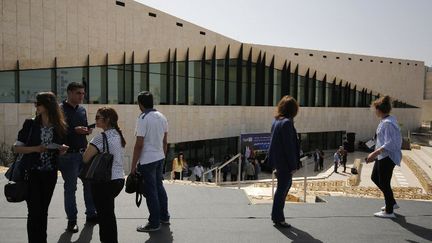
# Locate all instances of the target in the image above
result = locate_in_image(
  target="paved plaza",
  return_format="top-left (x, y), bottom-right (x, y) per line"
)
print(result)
top-left (1, 174), bottom-right (431, 243)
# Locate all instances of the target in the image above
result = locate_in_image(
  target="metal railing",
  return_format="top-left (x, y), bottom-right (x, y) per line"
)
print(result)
top-left (202, 166), bottom-right (218, 183)
top-left (205, 153), bottom-right (242, 188)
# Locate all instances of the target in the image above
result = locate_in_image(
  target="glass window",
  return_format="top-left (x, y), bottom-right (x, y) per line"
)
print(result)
top-left (251, 63), bottom-right (256, 105)
top-left (124, 64), bottom-right (133, 104)
top-left (20, 69), bottom-right (52, 103)
top-left (188, 61), bottom-right (202, 105)
top-left (133, 64), bottom-right (148, 103)
top-left (298, 75), bottom-right (306, 106)
top-left (204, 60), bottom-right (212, 105)
top-left (289, 72), bottom-right (296, 99)
top-left (149, 63), bottom-right (168, 105)
top-left (241, 61), bottom-right (248, 106)
top-left (316, 80), bottom-right (324, 107)
top-left (56, 67), bottom-right (87, 102)
top-left (308, 77), bottom-right (315, 107)
top-left (228, 59), bottom-right (237, 105)
top-left (325, 82), bottom-right (333, 107)
top-left (89, 66), bottom-right (107, 104)
top-left (264, 66), bottom-right (270, 106)
top-left (176, 61), bottom-right (186, 105)
top-left (107, 65), bottom-right (125, 104)
top-left (0, 71), bottom-right (16, 103)
top-left (355, 90), bottom-right (362, 107)
top-left (215, 59), bottom-right (225, 105)
top-left (273, 69), bottom-right (282, 106)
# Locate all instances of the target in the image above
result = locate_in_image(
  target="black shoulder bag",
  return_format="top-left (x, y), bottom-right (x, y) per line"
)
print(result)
top-left (83, 132), bottom-right (113, 182)
top-left (4, 120), bottom-right (34, 203)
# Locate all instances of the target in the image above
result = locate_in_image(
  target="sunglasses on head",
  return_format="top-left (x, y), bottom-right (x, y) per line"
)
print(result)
top-left (34, 101), bottom-right (42, 106)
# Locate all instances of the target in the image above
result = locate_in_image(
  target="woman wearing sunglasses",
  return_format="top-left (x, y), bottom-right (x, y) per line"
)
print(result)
top-left (14, 92), bottom-right (69, 243)
top-left (83, 107), bottom-right (126, 243)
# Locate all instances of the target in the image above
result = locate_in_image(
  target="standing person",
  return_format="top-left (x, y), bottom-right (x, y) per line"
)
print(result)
top-left (333, 150), bottom-right (341, 173)
top-left (172, 153), bottom-right (186, 180)
top-left (313, 149), bottom-right (320, 172)
top-left (245, 159), bottom-right (255, 180)
top-left (83, 107), bottom-right (125, 243)
top-left (253, 159), bottom-right (261, 180)
top-left (208, 153), bottom-right (215, 168)
top-left (131, 91), bottom-right (170, 232)
top-left (222, 155), bottom-right (230, 182)
top-left (268, 95), bottom-right (300, 228)
top-left (340, 146), bottom-right (348, 173)
top-left (14, 92), bottom-right (69, 243)
top-left (366, 96), bottom-right (402, 219)
top-left (58, 82), bottom-right (97, 233)
top-left (230, 160), bottom-right (239, 182)
top-left (319, 150), bottom-right (324, 171)
top-left (193, 162), bottom-right (204, 181)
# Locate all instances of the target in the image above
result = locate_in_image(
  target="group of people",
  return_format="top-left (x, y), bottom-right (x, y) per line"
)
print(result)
top-left (268, 94), bottom-right (402, 228)
top-left (13, 80), bottom-right (402, 242)
top-left (313, 149), bottom-right (325, 172)
top-left (221, 156), bottom-right (261, 182)
top-left (333, 146), bottom-right (348, 173)
top-left (14, 83), bottom-right (169, 242)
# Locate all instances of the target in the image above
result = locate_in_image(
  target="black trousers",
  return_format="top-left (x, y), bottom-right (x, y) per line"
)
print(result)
top-left (174, 172), bottom-right (182, 180)
top-left (91, 179), bottom-right (125, 243)
top-left (26, 170), bottom-right (57, 243)
top-left (371, 157), bottom-right (396, 213)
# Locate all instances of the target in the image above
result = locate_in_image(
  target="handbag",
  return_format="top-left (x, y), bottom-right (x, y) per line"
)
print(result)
top-left (4, 120), bottom-right (33, 203)
top-left (125, 172), bottom-right (145, 207)
top-left (4, 178), bottom-right (29, 203)
top-left (83, 132), bottom-right (113, 182)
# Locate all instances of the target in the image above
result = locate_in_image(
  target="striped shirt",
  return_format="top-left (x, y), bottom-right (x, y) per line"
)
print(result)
top-left (90, 129), bottom-right (125, 180)
top-left (375, 115), bottom-right (402, 166)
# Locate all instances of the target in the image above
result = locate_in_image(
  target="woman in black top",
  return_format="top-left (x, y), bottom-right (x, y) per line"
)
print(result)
top-left (14, 92), bottom-right (68, 243)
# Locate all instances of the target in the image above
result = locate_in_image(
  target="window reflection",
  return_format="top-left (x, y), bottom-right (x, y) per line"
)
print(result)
top-left (56, 67), bottom-right (87, 102)
top-left (0, 71), bottom-right (16, 102)
top-left (20, 69), bottom-right (52, 103)
top-left (133, 64), bottom-right (148, 102)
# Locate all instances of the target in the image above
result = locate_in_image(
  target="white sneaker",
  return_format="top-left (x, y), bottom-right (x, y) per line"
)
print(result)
top-left (374, 211), bottom-right (396, 218)
top-left (381, 204), bottom-right (400, 211)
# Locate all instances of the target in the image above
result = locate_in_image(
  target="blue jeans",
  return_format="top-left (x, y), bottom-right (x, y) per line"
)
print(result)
top-left (271, 171), bottom-right (293, 222)
top-left (138, 159), bottom-right (170, 227)
top-left (58, 152), bottom-right (96, 221)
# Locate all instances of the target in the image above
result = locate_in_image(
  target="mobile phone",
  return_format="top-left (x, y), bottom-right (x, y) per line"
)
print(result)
top-left (46, 143), bottom-right (61, 152)
top-left (88, 123), bottom-right (96, 129)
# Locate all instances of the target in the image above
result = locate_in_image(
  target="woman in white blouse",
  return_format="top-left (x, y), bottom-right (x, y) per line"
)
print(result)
top-left (83, 107), bottom-right (126, 243)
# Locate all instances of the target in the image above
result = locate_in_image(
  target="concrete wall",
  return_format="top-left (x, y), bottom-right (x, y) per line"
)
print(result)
top-left (422, 69), bottom-right (432, 121)
top-left (252, 44), bottom-right (425, 108)
top-left (0, 0), bottom-right (238, 70)
top-left (0, 103), bottom-right (421, 169)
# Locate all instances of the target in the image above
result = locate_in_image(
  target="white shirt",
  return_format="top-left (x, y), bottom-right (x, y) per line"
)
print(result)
top-left (193, 165), bottom-right (204, 178)
top-left (135, 111), bottom-right (168, 165)
top-left (90, 129), bottom-right (124, 180)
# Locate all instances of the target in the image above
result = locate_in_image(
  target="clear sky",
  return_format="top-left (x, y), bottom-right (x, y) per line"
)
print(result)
top-left (136, 0), bottom-right (432, 66)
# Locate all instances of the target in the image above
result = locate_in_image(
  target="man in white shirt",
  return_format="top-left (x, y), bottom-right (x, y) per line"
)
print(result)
top-left (131, 91), bottom-right (170, 232)
top-left (193, 163), bottom-right (204, 181)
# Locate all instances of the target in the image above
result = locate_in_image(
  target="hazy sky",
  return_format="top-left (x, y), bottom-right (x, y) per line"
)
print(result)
top-left (136, 0), bottom-right (432, 66)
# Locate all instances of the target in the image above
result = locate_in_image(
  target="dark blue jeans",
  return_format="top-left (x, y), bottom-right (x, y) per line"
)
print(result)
top-left (58, 152), bottom-right (96, 221)
top-left (271, 171), bottom-right (293, 222)
top-left (138, 159), bottom-right (170, 227)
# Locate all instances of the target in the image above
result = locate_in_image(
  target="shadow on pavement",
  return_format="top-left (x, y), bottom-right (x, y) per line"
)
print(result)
top-left (57, 223), bottom-right (96, 243)
top-left (275, 225), bottom-right (323, 243)
top-left (144, 225), bottom-right (173, 243)
top-left (392, 214), bottom-right (432, 242)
